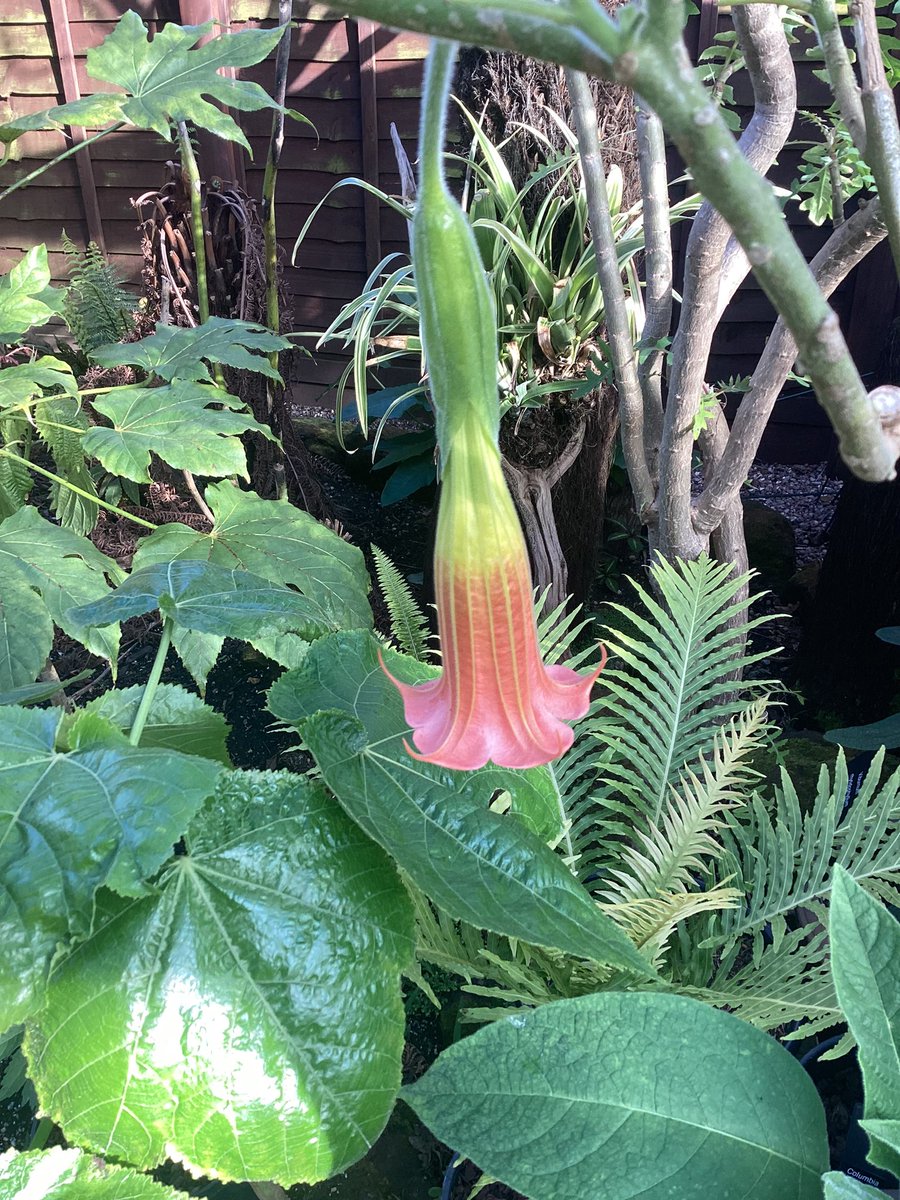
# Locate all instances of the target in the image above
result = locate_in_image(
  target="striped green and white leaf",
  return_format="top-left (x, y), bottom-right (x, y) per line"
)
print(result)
top-left (26, 772), bottom-right (414, 1186)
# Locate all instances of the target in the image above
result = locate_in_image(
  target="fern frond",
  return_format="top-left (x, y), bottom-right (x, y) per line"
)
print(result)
top-left (603, 699), bottom-right (771, 904)
top-left (556, 555), bottom-right (775, 888)
top-left (0, 426), bottom-right (32, 517)
top-left (682, 917), bottom-right (841, 1039)
top-left (602, 885), bottom-right (741, 969)
top-left (371, 543), bottom-right (431, 661)
top-left (536, 590), bottom-right (596, 669)
top-left (62, 233), bottom-right (135, 355)
top-left (35, 395), bottom-right (98, 534)
top-left (709, 748), bottom-right (900, 947)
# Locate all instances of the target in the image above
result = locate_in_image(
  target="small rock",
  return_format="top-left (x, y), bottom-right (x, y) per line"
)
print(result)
top-left (743, 499), bottom-right (796, 591)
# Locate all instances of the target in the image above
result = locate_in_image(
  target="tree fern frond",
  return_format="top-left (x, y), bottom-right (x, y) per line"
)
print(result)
top-left (536, 590), bottom-right (596, 669)
top-left (603, 699), bottom-right (772, 905)
top-left (371, 543), bottom-right (432, 660)
top-left (708, 748), bottom-right (900, 947)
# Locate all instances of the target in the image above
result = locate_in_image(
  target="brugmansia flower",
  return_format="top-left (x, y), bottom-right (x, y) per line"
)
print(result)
top-left (381, 418), bottom-right (603, 771)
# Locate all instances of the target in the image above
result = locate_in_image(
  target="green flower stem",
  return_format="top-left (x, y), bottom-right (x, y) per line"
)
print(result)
top-left (809, 0), bottom-right (865, 149)
top-left (177, 121), bottom-right (211, 325)
top-left (0, 447), bottom-right (157, 529)
top-left (565, 69), bottom-right (653, 516)
top-left (128, 617), bottom-right (173, 746)
top-left (0, 121), bottom-right (126, 205)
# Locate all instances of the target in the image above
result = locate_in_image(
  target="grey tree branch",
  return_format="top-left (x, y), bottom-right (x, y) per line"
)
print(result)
top-left (809, 0), bottom-right (866, 151)
top-left (565, 68), bottom-right (654, 517)
top-left (657, 5), bottom-right (796, 557)
top-left (852, 0), bottom-right (900, 278)
top-left (694, 197), bottom-right (890, 535)
top-left (332, 0), bottom-right (900, 485)
top-left (635, 98), bottom-right (670, 478)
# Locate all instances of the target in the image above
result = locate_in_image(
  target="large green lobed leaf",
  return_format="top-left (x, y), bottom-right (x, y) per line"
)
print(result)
top-left (0, 14), bottom-right (290, 150)
top-left (0, 706), bottom-right (220, 1030)
top-left (92, 318), bottom-right (291, 383)
top-left (0, 247), bottom-right (66, 341)
top-left (26, 771), bottom-right (414, 1185)
top-left (0, 568), bottom-right (53, 691)
top-left (268, 630), bottom-right (650, 974)
top-left (70, 683), bottom-right (231, 765)
top-left (404, 991), bottom-right (829, 1200)
top-left (82, 381), bottom-right (275, 483)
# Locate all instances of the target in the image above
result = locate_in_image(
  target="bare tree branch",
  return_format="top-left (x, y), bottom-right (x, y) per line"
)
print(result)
top-left (657, 4), bottom-right (796, 556)
top-left (694, 197), bottom-right (889, 535)
top-left (566, 68), bottom-right (655, 516)
top-left (809, 0), bottom-right (866, 151)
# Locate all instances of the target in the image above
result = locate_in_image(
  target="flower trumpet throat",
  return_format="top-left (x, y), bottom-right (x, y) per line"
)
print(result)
top-left (382, 420), bottom-right (604, 771)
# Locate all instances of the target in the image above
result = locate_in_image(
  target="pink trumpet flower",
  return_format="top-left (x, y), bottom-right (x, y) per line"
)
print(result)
top-left (381, 418), bottom-right (604, 771)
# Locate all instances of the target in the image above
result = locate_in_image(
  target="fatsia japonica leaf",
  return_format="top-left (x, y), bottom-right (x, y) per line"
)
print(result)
top-left (0, 247), bottom-right (66, 341)
top-left (69, 683), bottom-right (231, 764)
top-left (81, 380), bottom-right (275, 483)
top-left (0, 356), bottom-right (76, 411)
top-left (267, 630), bottom-right (650, 974)
top-left (131, 481), bottom-right (372, 632)
top-left (830, 867), bottom-right (900, 1177)
top-left (0, 1147), bottom-right (190, 1199)
top-left (403, 992), bottom-right (829, 1200)
top-left (92, 318), bottom-right (291, 383)
top-left (0, 13), bottom-right (290, 150)
top-left (69, 559), bottom-right (334, 641)
top-left (0, 567), bottom-right (53, 691)
top-left (0, 705), bottom-right (220, 1029)
top-left (26, 771), bottom-right (415, 1185)
top-left (0, 505), bottom-right (121, 666)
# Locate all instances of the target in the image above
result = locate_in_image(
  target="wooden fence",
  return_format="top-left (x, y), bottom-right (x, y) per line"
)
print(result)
top-left (0, 0), bottom-right (897, 446)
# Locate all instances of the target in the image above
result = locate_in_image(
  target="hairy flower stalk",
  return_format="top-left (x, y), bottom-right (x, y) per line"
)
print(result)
top-left (380, 39), bottom-right (601, 770)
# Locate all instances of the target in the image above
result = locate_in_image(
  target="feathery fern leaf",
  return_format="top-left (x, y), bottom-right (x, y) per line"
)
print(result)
top-left (602, 886), bottom-right (741, 970)
top-left (711, 748), bottom-right (900, 946)
top-left (34, 395), bottom-right (98, 534)
top-left (371, 543), bottom-right (431, 660)
top-left (536, 590), bottom-right (596, 669)
top-left (603, 699), bottom-right (771, 905)
top-left (62, 233), bottom-right (135, 355)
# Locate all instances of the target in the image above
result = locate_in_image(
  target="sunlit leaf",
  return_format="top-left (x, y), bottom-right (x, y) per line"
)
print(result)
top-left (92, 318), bottom-right (291, 383)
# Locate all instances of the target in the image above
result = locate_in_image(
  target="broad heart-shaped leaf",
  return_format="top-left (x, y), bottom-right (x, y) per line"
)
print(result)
top-left (69, 559), bottom-right (334, 642)
top-left (0, 705), bottom-right (220, 1030)
top-left (92, 318), bottom-right (290, 384)
top-left (823, 1172), bottom-right (887, 1198)
top-left (0, 506), bottom-right (120, 666)
top-left (0, 247), bottom-right (66, 341)
top-left (132, 481), bottom-right (372, 633)
top-left (0, 14), bottom-right (287, 151)
top-left (825, 712), bottom-right (900, 751)
top-left (830, 867), bottom-right (900, 1176)
top-left (27, 771), bottom-right (415, 1185)
top-left (268, 631), bottom-right (649, 975)
top-left (0, 566), bottom-right (53, 690)
top-left (0, 1147), bottom-right (190, 1199)
top-left (0, 356), bottom-right (76, 411)
top-left (81, 381), bottom-right (275, 483)
top-left (403, 992), bottom-right (829, 1200)
top-left (69, 684), bottom-right (231, 764)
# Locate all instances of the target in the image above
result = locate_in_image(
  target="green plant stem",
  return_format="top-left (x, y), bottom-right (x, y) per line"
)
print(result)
top-left (128, 618), bottom-right (173, 746)
top-left (177, 121), bottom-right (225, 389)
top-left (0, 447), bottom-right (157, 529)
top-left (0, 121), bottom-right (126, 205)
top-left (565, 69), bottom-right (653, 516)
top-left (809, 0), bottom-right (865, 149)
top-left (852, 0), bottom-right (900, 279)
